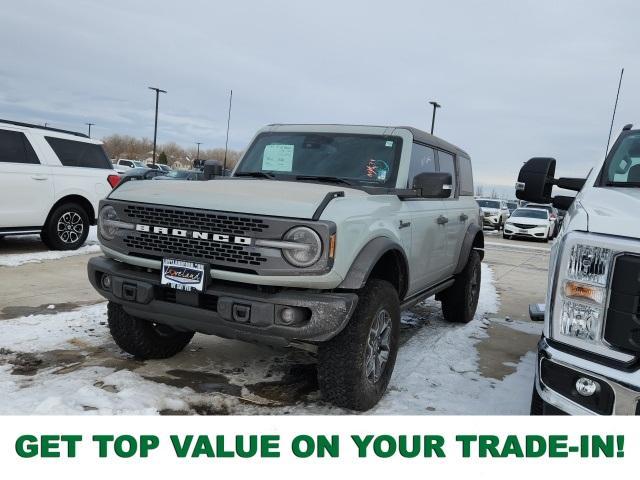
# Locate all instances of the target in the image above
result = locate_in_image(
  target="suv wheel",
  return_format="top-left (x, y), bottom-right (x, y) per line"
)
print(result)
top-left (41, 203), bottom-right (90, 250)
top-left (440, 250), bottom-right (481, 323)
top-left (107, 302), bottom-right (195, 359)
top-left (317, 279), bottom-right (400, 411)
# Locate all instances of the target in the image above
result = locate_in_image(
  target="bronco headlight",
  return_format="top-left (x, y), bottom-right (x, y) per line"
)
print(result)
top-left (550, 232), bottom-right (633, 362)
top-left (281, 226), bottom-right (322, 267)
top-left (98, 205), bottom-right (133, 241)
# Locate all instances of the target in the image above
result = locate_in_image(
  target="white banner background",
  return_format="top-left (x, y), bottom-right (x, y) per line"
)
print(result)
top-left (0, 416), bottom-right (635, 478)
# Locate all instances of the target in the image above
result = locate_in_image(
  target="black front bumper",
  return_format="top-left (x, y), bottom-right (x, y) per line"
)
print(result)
top-left (88, 256), bottom-right (358, 346)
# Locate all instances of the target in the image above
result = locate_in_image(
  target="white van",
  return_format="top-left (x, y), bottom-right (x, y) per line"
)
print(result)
top-left (0, 119), bottom-right (120, 250)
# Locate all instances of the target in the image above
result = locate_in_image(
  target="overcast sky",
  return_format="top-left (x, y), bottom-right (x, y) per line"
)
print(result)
top-left (1, 0), bottom-right (638, 186)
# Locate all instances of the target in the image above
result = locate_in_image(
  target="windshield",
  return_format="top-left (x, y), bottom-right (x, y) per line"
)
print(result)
top-left (511, 208), bottom-right (548, 219)
top-left (166, 170), bottom-right (189, 178)
top-left (477, 200), bottom-right (500, 209)
top-left (234, 132), bottom-right (402, 187)
top-left (507, 202), bottom-right (517, 210)
top-left (603, 131), bottom-right (640, 186)
top-left (132, 160), bottom-right (145, 168)
top-left (526, 203), bottom-right (552, 212)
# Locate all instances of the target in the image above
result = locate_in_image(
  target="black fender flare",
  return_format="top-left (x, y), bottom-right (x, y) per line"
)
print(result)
top-left (338, 237), bottom-right (410, 298)
top-left (454, 223), bottom-right (484, 274)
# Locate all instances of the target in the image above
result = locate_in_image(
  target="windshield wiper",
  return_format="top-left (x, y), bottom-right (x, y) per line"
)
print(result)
top-left (295, 175), bottom-right (354, 186)
top-left (234, 171), bottom-right (276, 179)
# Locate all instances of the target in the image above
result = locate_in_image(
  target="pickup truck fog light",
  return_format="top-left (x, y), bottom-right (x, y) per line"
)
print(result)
top-left (100, 274), bottom-right (112, 290)
top-left (282, 226), bottom-right (322, 267)
top-left (560, 299), bottom-right (601, 341)
top-left (576, 377), bottom-right (599, 397)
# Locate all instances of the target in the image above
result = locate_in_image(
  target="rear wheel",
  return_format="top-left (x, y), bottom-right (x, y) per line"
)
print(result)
top-left (317, 279), bottom-right (400, 411)
top-left (41, 203), bottom-right (90, 250)
top-left (107, 302), bottom-right (195, 359)
top-left (440, 250), bottom-right (482, 323)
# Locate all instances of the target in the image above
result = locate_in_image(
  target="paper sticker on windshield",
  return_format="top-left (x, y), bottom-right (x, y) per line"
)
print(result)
top-left (262, 144), bottom-right (294, 171)
top-left (385, 140), bottom-right (393, 147)
top-left (377, 169), bottom-right (388, 181)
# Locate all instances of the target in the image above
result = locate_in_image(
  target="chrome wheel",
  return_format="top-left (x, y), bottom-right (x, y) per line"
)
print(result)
top-left (365, 309), bottom-right (392, 384)
top-left (56, 211), bottom-right (84, 244)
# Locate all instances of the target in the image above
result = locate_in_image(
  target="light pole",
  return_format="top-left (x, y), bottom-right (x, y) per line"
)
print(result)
top-left (195, 142), bottom-right (201, 161)
top-left (148, 87), bottom-right (167, 165)
top-left (429, 101), bottom-right (441, 135)
top-left (85, 122), bottom-right (94, 137)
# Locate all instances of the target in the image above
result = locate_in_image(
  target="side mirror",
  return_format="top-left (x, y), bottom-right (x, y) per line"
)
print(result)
top-left (203, 160), bottom-right (223, 180)
top-left (413, 172), bottom-right (452, 198)
top-left (515, 157), bottom-right (556, 204)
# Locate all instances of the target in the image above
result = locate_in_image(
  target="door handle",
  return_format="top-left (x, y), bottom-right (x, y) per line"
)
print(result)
top-left (399, 220), bottom-right (411, 229)
top-left (436, 215), bottom-right (449, 225)
top-left (460, 213), bottom-right (468, 221)
top-left (31, 175), bottom-right (48, 181)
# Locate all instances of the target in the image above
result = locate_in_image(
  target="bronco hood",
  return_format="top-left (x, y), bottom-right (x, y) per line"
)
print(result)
top-left (580, 187), bottom-right (640, 239)
top-left (109, 179), bottom-right (367, 219)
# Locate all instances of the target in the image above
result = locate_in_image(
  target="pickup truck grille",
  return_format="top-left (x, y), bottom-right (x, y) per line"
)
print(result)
top-left (604, 254), bottom-right (640, 354)
top-left (511, 223), bottom-right (538, 229)
top-left (123, 204), bottom-right (268, 236)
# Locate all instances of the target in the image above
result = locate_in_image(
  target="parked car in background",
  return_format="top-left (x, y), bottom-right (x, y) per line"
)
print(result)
top-left (0, 119), bottom-right (119, 249)
top-left (146, 163), bottom-right (172, 172)
top-left (523, 202), bottom-right (559, 237)
top-left (153, 169), bottom-right (203, 181)
top-left (503, 207), bottom-right (552, 241)
top-left (476, 198), bottom-right (509, 230)
top-left (118, 167), bottom-right (165, 185)
top-left (506, 200), bottom-right (518, 216)
top-left (116, 158), bottom-right (145, 169)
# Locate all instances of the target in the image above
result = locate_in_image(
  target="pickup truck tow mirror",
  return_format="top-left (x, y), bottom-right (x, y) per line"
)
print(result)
top-left (203, 160), bottom-right (223, 180)
top-left (515, 157), bottom-right (556, 204)
top-left (413, 172), bottom-right (453, 198)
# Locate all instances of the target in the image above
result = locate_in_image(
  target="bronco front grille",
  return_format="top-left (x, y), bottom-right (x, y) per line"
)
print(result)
top-left (123, 204), bottom-right (268, 236)
top-left (123, 232), bottom-right (267, 266)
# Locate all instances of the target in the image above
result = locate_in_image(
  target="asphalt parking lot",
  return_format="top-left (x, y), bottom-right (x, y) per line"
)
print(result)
top-left (0, 230), bottom-right (549, 414)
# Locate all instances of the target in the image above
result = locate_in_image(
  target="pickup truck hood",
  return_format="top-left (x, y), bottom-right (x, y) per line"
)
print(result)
top-left (580, 187), bottom-right (640, 239)
top-left (109, 179), bottom-right (367, 219)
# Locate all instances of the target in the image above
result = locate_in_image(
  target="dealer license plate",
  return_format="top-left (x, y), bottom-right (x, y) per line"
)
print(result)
top-left (161, 259), bottom-right (206, 292)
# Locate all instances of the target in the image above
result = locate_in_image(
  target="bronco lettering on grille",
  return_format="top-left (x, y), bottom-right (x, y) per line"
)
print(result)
top-left (135, 224), bottom-right (252, 245)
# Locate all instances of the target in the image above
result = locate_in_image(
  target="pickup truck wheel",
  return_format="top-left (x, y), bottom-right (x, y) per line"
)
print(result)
top-left (107, 302), bottom-right (194, 359)
top-left (440, 250), bottom-right (481, 324)
top-left (41, 203), bottom-right (90, 250)
top-left (317, 279), bottom-right (400, 411)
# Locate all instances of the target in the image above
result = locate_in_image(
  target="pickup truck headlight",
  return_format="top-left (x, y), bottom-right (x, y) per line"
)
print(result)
top-left (550, 232), bottom-right (633, 362)
top-left (98, 205), bottom-right (134, 241)
top-left (281, 226), bottom-right (322, 267)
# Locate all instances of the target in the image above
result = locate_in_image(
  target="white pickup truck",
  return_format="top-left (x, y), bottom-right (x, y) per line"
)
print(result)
top-left (0, 119), bottom-right (119, 250)
top-left (517, 124), bottom-right (640, 415)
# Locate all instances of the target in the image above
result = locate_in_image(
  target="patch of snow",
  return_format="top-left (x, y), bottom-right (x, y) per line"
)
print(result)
top-left (0, 227), bottom-right (100, 267)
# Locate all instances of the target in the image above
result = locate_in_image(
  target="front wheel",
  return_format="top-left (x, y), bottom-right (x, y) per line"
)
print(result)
top-left (440, 250), bottom-right (482, 323)
top-left (317, 279), bottom-right (400, 411)
top-left (107, 302), bottom-right (194, 359)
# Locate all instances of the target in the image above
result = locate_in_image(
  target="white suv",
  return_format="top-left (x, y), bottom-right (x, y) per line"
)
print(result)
top-left (0, 119), bottom-right (120, 250)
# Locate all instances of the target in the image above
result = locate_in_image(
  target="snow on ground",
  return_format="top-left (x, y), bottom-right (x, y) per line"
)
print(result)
top-left (0, 263), bottom-right (536, 415)
top-left (0, 226), bottom-right (100, 267)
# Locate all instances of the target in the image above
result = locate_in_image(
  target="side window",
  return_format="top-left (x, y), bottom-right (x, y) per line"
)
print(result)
top-left (436, 150), bottom-right (457, 198)
top-left (0, 129), bottom-right (40, 164)
top-left (407, 143), bottom-right (436, 188)
top-left (458, 156), bottom-right (474, 196)
top-left (45, 136), bottom-right (111, 169)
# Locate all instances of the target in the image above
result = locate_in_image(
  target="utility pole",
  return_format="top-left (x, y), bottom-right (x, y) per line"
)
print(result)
top-left (429, 101), bottom-right (441, 135)
top-left (148, 87), bottom-right (167, 165)
top-left (195, 142), bottom-right (201, 160)
top-left (85, 122), bottom-right (94, 137)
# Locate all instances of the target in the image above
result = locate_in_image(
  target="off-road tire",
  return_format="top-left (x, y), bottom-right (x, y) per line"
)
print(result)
top-left (317, 279), bottom-right (400, 411)
top-left (107, 302), bottom-right (195, 359)
top-left (530, 385), bottom-right (544, 415)
top-left (41, 203), bottom-right (90, 250)
top-left (440, 250), bottom-right (482, 323)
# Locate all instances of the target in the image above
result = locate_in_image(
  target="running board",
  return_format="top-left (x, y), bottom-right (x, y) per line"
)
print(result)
top-left (400, 277), bottom-right (455, 310)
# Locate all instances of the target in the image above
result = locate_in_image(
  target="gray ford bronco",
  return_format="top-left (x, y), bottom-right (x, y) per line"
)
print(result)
top-left (88, 124), bottom-right (484, 410)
